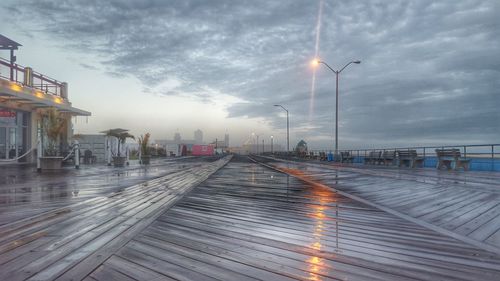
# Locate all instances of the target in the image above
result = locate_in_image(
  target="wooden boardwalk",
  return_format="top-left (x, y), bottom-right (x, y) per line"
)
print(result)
top-left (0, 156), bottom-right (231, 281)
top-left (260, 156), bottom-right (500, 255)
top-left (85, 157), bottom-right (500, 281)
top-left (0, 157), bottom-right (214, 225)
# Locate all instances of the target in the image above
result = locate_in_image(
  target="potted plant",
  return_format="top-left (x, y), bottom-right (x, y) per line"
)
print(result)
top-left (104, 129), bottom-right (134, 167)
top-left (138, 133), bottom-right (151, 164)
top-left (39, 108), bottom-right (67, 170)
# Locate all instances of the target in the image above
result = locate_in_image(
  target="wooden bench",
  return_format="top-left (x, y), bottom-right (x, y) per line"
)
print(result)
top-left (340, 151), bottom-right (354, 163)
top-left (435, 149), bottom-right (471, 171)
top-left (397, 150), bottom-right (424, 168)
top-left (381, 150), bottom-right (396, 165)
top-left (364, 151), bottom-right (381, 165)
top-left (308, 151), bottom-right (317, 160)
top-left (319, 152), bottom-right (327, 161)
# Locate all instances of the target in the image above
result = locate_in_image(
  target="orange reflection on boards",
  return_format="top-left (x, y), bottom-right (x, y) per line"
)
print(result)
top-left (312, 241), bottom-right (322, 250)
top-left (277, 166), bottom-right (334, 280)
top-left (307, 255), bottom-right (325, 281)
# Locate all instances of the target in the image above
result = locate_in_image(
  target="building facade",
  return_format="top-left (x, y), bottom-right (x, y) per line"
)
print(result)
top-left (0, 34), bottom-right (90, 163)
top-left (194, 129), bottom-right (203, 144)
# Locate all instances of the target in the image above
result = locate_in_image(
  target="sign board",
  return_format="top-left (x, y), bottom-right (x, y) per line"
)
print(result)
top-left (192, 145), bottom-right (214, 156)
top-left (0, 110), bottom-right (16, 118)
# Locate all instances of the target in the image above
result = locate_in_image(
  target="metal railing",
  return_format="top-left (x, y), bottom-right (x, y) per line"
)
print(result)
top-left (0, 57), bottom-right (64, 97)
top-left (268, 144), bottom-right (500, 171)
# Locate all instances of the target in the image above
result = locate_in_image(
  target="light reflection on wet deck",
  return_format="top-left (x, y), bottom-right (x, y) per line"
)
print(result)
top-left (89, 156), bottom-right (500, 281)
top-left (2, 156), bottom-right (500, 280)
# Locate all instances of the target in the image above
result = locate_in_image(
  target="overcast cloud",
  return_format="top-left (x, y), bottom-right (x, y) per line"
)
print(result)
top-left (3, 0), bottom-right (499, 148)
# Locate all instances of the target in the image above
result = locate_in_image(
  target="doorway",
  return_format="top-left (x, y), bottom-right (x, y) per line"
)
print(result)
top-left (0, 126), bottom-right (18, 159)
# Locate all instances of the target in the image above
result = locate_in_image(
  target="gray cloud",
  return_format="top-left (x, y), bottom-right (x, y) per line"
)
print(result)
top-left (4, 0), bottom-right (500, 148)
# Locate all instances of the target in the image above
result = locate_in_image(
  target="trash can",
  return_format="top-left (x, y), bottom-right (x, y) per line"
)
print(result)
top-left (327, 153), bottom-right (334, 162)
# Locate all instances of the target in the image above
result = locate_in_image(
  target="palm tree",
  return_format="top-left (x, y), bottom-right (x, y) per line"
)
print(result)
top-left (104, 129), bottom-right (135, 157)
top-left (138, 133), bottom-right (151, 156)
top-left (39, 108), bottom-right (66, 156)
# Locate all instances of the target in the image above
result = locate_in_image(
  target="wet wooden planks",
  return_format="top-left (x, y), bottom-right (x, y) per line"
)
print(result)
top-left (0, 156), bottom-right (231, 281)
top-left (90, 158), bottom-right (500, 281)
top-left (0, 157), bottom-right (212, 225)
top-left (263, 156), bottom-right (500, 253)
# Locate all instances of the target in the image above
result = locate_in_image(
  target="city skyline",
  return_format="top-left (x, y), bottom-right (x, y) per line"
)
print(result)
top-left (1, 0), bottom-right (498, 149)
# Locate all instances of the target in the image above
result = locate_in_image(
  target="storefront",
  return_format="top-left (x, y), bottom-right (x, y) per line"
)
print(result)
top-left (1, 34), bottom-right (90, 164)
top-left (0, 108), bottom-right (29, 160)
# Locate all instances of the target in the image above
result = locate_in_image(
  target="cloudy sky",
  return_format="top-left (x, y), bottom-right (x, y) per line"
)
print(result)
top-left (1, 0), bottom-right (499, 149)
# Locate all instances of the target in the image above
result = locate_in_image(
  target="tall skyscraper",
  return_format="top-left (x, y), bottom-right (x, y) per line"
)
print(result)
top-left (224, 133), bottom-right (229, 147)
top-left (174, 132), bottom-right (181, 143)
top-left (194, 129), bottom-right (203, 144)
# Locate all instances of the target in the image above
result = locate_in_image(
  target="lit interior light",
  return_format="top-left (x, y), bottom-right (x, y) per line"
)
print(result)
top-left (10, 83), bottom-right (22, 92)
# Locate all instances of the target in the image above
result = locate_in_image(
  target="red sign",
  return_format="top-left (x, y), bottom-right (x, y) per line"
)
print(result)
top-left (0, 110), bottom-right (16, 118)
top-left (192, 145), bottom-right (214, 156)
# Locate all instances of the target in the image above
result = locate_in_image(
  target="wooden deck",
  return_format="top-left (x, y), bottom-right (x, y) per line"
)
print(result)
top-left (0, 156), bottom-right (231, 281)
top-left (259, 155), bottom-right (500, 255)
top-left (1, 155), bottom-right (500, 280)
top-left (87, 157), bottom-right (500, 281)
top-left (0, 156), bottom-right (214, 225)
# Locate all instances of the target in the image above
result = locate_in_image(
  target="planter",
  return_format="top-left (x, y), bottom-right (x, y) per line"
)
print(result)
top-left (141, 155), bottom-right (151, 165)
top-left (40, 156), bottom-right (63, 170)
top-left (113, 156), bottom-right (127, 167)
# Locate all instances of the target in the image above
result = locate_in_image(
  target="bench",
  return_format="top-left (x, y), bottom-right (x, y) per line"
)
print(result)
top-left (307, 151), bottom-right (317, 160)
top-left (319, 152), bottom-right (327, 161)
top-left (435, 149), bottom-right (470, 171)
top-left (83, 149), bottom-right (97, 164)
top-left (340, 151), bottom-right (354, 163)
top-left (397, 150), bottom-right (424, 168)
top-left (364, 151), bottom-right (381, 165)
top-left (381, 150), bottom-right (396, 165)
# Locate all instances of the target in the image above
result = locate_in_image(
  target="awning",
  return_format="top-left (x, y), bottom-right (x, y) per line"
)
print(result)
top-left (0, 79), bottom-right (91, 116)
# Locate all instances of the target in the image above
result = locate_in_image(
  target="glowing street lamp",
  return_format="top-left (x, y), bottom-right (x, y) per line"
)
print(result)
top-left (270, 135), bottom-right (274, 154)
top-left (312, 58), bottom-right (360, 158)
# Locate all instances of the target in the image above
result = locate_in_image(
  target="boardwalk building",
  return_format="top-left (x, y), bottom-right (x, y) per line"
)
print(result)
top-left (0, 34), bottom-right (90, 163)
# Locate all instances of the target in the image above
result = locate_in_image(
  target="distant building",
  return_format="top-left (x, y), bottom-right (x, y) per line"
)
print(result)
top-left (210, 140), bottom-right (227, 149)
top-left (155, 132), bottom-right (196, 156)
top-left (229, 143), bottom-right (283, 155)
top-left (174, 132), bottom-right (181, 143)
top-left (77, 134), bottom-right (106, 162)
top-left (224, 133), bottom-right (229, 147)
top-left (194, 129), bottom-right (203, 144)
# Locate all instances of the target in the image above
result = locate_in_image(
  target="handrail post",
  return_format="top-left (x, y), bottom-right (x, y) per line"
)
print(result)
top-left (492, 145), bottom-right (495, 171)
top-left (126, 145), bottom-right (130, 166)
top-left (74, 140), bottom-right (80, 169)
top-left (106, 136), bottom-right (111, 166)
top-left (36, 137), bottom-right (42, 173)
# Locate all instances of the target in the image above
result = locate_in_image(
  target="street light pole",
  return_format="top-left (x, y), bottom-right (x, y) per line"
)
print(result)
top-left (274, 104), bottom-right (289, 152)
top-left (313, 59), bottom-right (360, 157)
top-left (271, 136), bottom-right (274, 154)
top-left (256, 135), bottom-right (259, 154)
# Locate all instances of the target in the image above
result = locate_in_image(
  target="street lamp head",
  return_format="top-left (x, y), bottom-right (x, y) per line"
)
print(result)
top-left (311, 59), bottom-right (320, 66)
top-left (353, 60), bottom-right (361, 64)
top-left (273, 104), bottom-right (279, 107)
